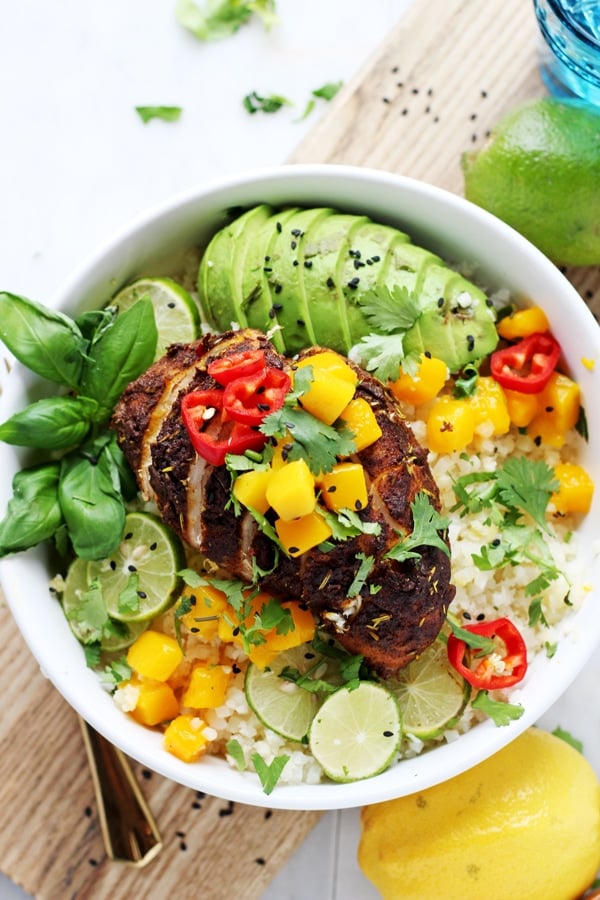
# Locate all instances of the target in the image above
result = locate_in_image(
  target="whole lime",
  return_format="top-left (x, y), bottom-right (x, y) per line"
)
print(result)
top-left (358, 727), bottom-right (600, 900)
top-left (462, 98), bottom-right (600, 266)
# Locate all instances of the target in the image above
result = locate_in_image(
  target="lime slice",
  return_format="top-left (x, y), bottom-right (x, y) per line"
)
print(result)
top-left (111, 276), bottom-right (200, 359)
top-left (308, 682), bottom-right (401, 782)
top-left (61, 557), bottom-right (147, 651)
top-left (245, 643), bottom-right (322, 742)
top-left (87, 512), bottom-right (186, 624)
top-left (390, 639), bottom-right (469, 740)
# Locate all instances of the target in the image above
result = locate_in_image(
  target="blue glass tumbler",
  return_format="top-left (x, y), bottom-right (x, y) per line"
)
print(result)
top-left (533, 0), bottom-right (600, 105)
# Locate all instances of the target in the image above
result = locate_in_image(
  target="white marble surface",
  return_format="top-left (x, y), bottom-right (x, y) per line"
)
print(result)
top-left (0, 1), bottom-right (598, 898)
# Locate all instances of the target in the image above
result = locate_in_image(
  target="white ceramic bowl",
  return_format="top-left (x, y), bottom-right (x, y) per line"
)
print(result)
top-left (1, 164), bottom-right (599, 810)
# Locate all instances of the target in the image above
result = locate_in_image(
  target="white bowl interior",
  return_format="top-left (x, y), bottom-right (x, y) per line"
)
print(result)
top-left (1, 164), bottom-right (599, 809)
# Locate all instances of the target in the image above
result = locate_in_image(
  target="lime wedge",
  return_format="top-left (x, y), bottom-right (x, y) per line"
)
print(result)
top-left (111, 276), bottom-right (200, 359)
top-left (61, 556), bottom-right (147, 651)
top-left (308, 682), bottom-right (401, 782)
top-left (87, 512), bottom-right (186, 624)
top-left (245, 643), bottom-right (322, 742)
top-left (390, 639), bottom-right (469, 740)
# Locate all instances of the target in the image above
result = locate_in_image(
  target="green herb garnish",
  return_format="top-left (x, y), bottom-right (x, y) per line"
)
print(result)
top-left (135, 106), bottom-right (182, 124)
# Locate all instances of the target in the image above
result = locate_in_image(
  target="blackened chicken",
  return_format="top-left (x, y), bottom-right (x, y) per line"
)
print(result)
top-left (112, 328), bottom-right (455, 677)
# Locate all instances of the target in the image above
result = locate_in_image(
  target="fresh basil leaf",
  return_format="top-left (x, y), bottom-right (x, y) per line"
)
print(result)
top-left (0, 292), bottom-right (86, 388)
top-left (75, 308), bottom-right (117, 345)
top-left (58, 444), bottom-right (126, 559)
top-left (0, 463), bottom-right (63, 555)
top-left (0, 395), bottom-right (97, 450)
top-left (78, 298), bottom-right (157, 416)
top-left (102, 433), bottom-right (138, 501)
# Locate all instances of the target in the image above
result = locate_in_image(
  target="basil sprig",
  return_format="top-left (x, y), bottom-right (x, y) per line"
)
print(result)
top-left (0, 291), bottom-right (157, 560)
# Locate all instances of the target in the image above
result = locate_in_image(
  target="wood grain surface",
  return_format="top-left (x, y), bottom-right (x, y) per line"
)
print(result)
top-left (1, 0), bottom-right (598, 897)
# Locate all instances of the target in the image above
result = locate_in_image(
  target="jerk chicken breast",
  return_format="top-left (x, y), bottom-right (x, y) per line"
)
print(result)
top-left (112, 328), bottom-right (455, 677)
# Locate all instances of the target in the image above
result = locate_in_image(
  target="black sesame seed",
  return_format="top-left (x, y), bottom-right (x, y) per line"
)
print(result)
top-left (89, 859), bottom-right (98, 867)
top-left (467, 334), bottom-right (475, 351)
top-left (219, 801), bottom-right (235, 817)
top-left (383, 730), bottom-right (394, 737)
top-left (371, 255), bottom-right (381, 262)
top-left (291, 228), bottom-right (303, 237)
top-left (326, 276), bottom-right (335, 288)
top-left (168, 301), bottom-right (176, 309)
top-left (180, 842), bottom-right (188, 852)
top-left (424, 350), bottom-right (432, 358)
top-left (137, 591), bottom-right (147, 599)
top-left (463, 611), bottom-right (472, 620)
top-left (353, 259), bottom-right (365, 269)
top-left (274, 284), bottom-right (282, 294)
top-left (349, 249), bottom-right (361, 258)
top-left (412, 87), bottom-right (419, 94)
top-left (545, 406), bottom-right (554, 413)
top-left (481, 89), bottom-right (488, 98)
top-left (142, 769), bottom-right (153, 779)
top-left (297, 318), bottom-right (305, 326)
top-left (264, 255), bottom-right (271, 262)
top-left (127, 564), bottom-right (137, 573)
top-left (233, 626), bottom-right (240, 636)
top-left (291, 240), bottom-right (297, 250)
top-left (382, 96), bottom-right (391, 104)
top-left (190, 627), bottom-right (200, 633)
top-left (293, 259), bottom-right (299, 267)
top-left (304, 260), bottom-right (313, 268)
top-left (304, 652), bottom-right (316, 659)
top-left (276, 221), bottom-right (282, 232)
top-left (476, 613), bottom-right (486, 621)
top-left (348, 277), bottom-right (360, 289)
top-left (255, 858), bottom-right (266, 866)
top-left (232, 664), bottom-right (242, 674)
top-left (263, 266), bottom-right (273, 273)
top-left (327, 485), bottom-right (337, 493)
top-left (192, 801), bottom-right (202, 809)
top-left (264, 809), bottom-right (273, 819)
top-left (150, 542), bottom-right (158, 551)
top-left (534, 435), bottom-right (542, 447)
top-left (109, 560), bottom-right (117, 571)
top-left (289, 546), bottom-right (300, 554)
top-left (401, 107), bottom-right (409, 116)
top-left (84, 806), bottom-right (92, 818)
top-left (176, 830), bottom-right (186, 838)
top-left (272, 302), bottom-right (283, 311)
top-left (125, 532), bottom-right (133, 540)
top-left (355, 500), bottom-right (363, 510)
top-left (437, 296), bottom-right (444, 307)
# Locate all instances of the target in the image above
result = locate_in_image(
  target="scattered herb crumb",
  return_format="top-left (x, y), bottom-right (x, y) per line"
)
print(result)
top-left (243, 91), bottom-right (292, 115)
top-left (552, 725), bottom-right (584, 753)
top-left (175, 0), bottom-right (277, 41)
top-left (135, 106), bottom-right (182, 124)
top-left (251, 751), bottom-right (290, 794)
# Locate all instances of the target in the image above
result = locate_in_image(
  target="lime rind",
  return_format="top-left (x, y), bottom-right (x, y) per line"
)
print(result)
top-left (111, 276), bottom-right (200, 359)
top-left (86, 512), bottom-right (186, 624)
top-left (308, 681), bottom-right (401, 783)
top-left (390, 639), bottom-right (469, 740)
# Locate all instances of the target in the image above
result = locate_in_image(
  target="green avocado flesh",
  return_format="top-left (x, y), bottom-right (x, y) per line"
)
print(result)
top-left (197, 205), bottom-right (498, 372)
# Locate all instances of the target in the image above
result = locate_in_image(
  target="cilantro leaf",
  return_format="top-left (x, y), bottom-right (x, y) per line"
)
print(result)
top-left (243, 91), bottom-right (292, 115)
top-left (226, 738), bottom-right (247, 770)
top-left (118, 572), bottom-right (140, 616)
top-left (319, 507), bottom-right (381, 541)
top-left (346, 553), bottom-right (375, 598)
top-left (135, 106), bottom-right (182, 124)
top-left (353, 332), bottom-right (406, 382)
top-left (385, 492), bottom-right (450, 562)
top-left (471, 690), bottom-right (524, 726)
top-left (552, 726), bottom-right (583, 753)
top-left (251, 752), bottom-right (289, 794)
top-left (101, 657), bottom-right (132, 686)
top-left (359, 285), bottom-right (422, 334)
top-left (83, 642), bottom-right (101, 668)
top-left (260, 405), bottom-right (356, 475)
top-left (447, 618), bottom-right (496, 655)
top-left (175, 0), bottom-right (276, 40)
top-left (66, 577), bottom-right (108, 644)
top-left (495, 457), bottom-right (557, 532)
top-left (312, 81), bottom-right (343, 101)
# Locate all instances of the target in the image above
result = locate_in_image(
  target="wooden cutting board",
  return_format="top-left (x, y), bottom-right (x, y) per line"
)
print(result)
top-left (1, 1), bottom-right (598, 898)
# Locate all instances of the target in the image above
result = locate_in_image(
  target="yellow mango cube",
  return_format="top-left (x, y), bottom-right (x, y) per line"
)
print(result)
top-left (266, 458), bottom-right (316, 521)
top-left (340, 398), bottom-right (383, 451)
top-left (248, 601), bottom-right (316, 669)
top-left (426, 396), bottom-right (476, 453)
top-left (232, 468), bottom-right (272, 514)
top-left (471, 376), bottom-right (511, 437)
top-left (163, 714), bottom-right (209, 763)
top-left (130, 679), bottom-right (179, 726)
top-left (275, 509), bottom-right (333, 557)
top-left (298, 369), bottom-right (356, 425)
top-left (527, 372), bottom-right (581, 448)
top-left (319, 462), bottom-right (368, 513)
top-left (389, 355), bottom-right (448, 406)
top-left (295, 351), bottom-right (358, 384)
top-left (497, 306), bottom-right (549, 340)
top-left (177, 581), bottom-right (228, 640)
top-left (182, 664), bottom-right (231, 709)
top-left (551, 462), bottom-right (594, 515)
top-left (217, 591), bottom-right (273, 644)
top-left (503, 388), bottom-right (543, 428)
top-left (126, 630), bottom-right (183, 681)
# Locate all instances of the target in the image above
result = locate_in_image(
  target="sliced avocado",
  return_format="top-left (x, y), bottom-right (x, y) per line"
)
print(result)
top-left (198, 204), bottom-right (274, 330)
top-left (241, 208), bottom-right (301, 352)
top-left (403, 269), bottom-right (498, 371)
top-left (337, 220), bottom-right (411, 344)
top-left (263, 207), bottom-right (336, 354)
top-left (301, 213), bottom-right (371, 352)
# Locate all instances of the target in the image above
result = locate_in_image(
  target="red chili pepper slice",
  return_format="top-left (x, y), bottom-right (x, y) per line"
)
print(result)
top-left (181, 389), bottom-right (267, 466)
top-left (223, 366), bottom-right (291, 425)
top-left (490, 332), bottom-right (561, 395)
top-left (447, 616), bottom-right (528, 690)
top-left (207, 349), bottom-right (267, 386)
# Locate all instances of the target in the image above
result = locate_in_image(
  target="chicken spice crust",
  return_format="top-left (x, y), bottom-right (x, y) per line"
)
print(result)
top-left (112, 329), bottom-right (455, 677)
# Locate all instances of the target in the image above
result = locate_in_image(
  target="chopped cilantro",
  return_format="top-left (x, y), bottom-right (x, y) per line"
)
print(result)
top-left (471, 690), bottom-right (524, 726)
top-left (101, 657), bottom-right (133, 686)
top-left (319, 507), bottom-right (381, 541)
top-left (251, 751), bottom-right (289, 794)
top-left (359, 284), bottom-right (422, 334)
top-left (552, 726), bottom-right (584, 753)
top-left (83, 642), bottom-right (101, 668)
top-left (118, 572), bottom-right (141, 616)
top-left (243, 91), bottom-right (292, 115)
top-left (385, 492), bottom-right (450, 562)
top-left (260, 405), bottom-right (356, 475)
top-left (312, 81), bottom-right (343, 101)
top-left (226, 738), bottom-right (247, 770)
top-left (346, 553), bottom-right (375, 599)
top-left (135, 106), bottom-right (182, 124)
top-left (175, 0), bottom-right (277, 41)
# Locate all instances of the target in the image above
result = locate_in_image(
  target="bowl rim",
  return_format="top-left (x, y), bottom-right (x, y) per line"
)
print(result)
top-left (1, 163), bottom-right (599, 810)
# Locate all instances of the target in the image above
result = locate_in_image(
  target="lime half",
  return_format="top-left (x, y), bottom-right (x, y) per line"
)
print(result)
top-left (390, 639), bottom-right (469, 740)
top-left (245, 643), bottom-right (323, 742)
top-left (87, 512), bottom-right (186, 624)
top-left (111, 276), bottom-right (200, 359)
top-left (61, 556), bottom-right (147, 651)
top-left (308, 682), bottom-right (401, 782)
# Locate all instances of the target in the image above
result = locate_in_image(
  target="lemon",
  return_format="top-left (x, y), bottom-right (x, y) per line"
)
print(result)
top-left (462, 98), bottom-right (600, 266)
top-left (359, 727), bottom-right (600, 900)
top-left (111, 276), bottom-right (200, 359)
top-left (389, 638), bottom-right (469, 740)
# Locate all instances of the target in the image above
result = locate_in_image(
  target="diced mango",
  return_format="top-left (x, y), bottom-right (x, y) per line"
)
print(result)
top-left (298, 369), bottom-right (356, 425)
top-left (270, 434), bottom-right (294, 470)
top-left (389, 355), bottom-right (448, 406)
top-left (527, 372), bottom-right (581, 448)
top-left (319, 462), bottom-right (368, 513)
top-left (177, 581), bottom-right (229, 640)
top-left (551, 462), bottom-right (594, 515)
top-left (163, 714), bottom-right (209, 763)
top-left (248, 602), bottom-right (316, 669)
top-left (295, 351), bottom-right (358, 384)
top-left (339, 397), bottom-right (383, 451)
top-left (182, 664), bottom-right (231, 709)
top-left (126, 630), bottom-right (183, 681)
top-left (471, 376), bottom-right (511, 437)
top-left (233, 468), bottom-right (272, 514)
top-left (266, 457), bottom-right (316, 521)
top-left (426, 396), bottom-right (476, 453)
top-left (217, 591), bottom-right (276, 644)
top-left (129, 678), bottom-right (179, 726)
top-left (275, 510), bottom-right (333, 557)
top-left (503, 388), bottom-right (543, 428)
top-left (497, 306), bottom-right (550, 340)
